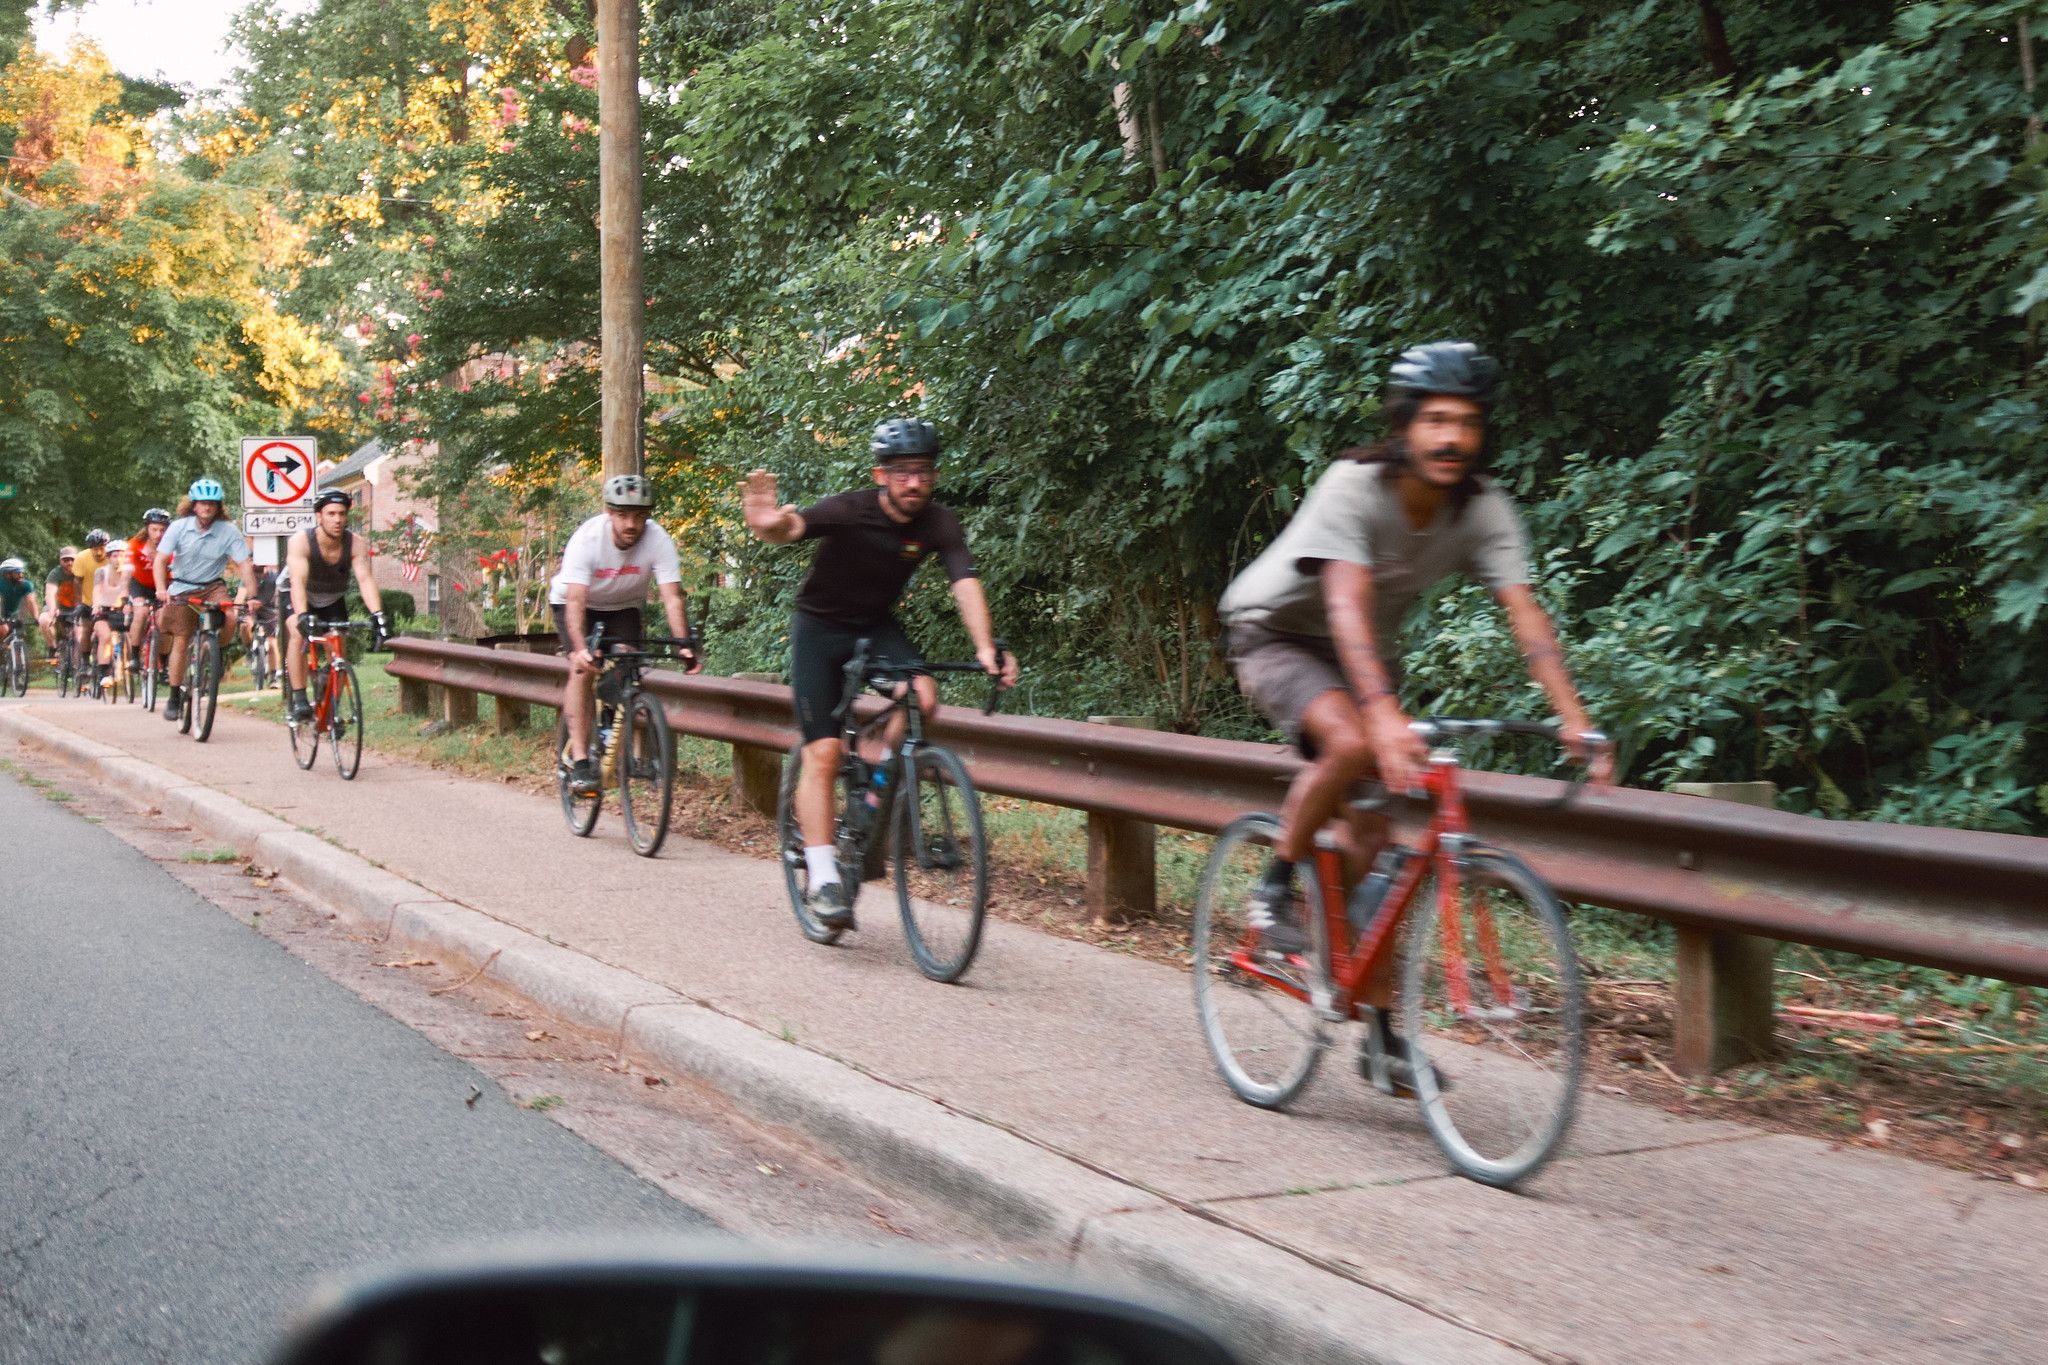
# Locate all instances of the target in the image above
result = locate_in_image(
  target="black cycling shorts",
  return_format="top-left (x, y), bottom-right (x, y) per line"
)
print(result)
top-left (551, 604), bottom-right (643, 655)
top-left (789, 610), bottom-right (924, 744)
top-left (125, 579), bottom-right (159, 606)
top-left (282, 594), bottom-right (346, 630)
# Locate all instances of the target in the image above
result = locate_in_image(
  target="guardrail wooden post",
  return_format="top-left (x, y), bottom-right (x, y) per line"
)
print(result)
top-left (1669, 781), bottom-right (1781, 1076)
top-left (442, 684), bottom-right (479, 729)
top-left (1086, 716), bottom-right (1158, 923)
top-left (399, 674), bottom-right (430, 717)
top-left (730, 672), bottom-right (784, 817)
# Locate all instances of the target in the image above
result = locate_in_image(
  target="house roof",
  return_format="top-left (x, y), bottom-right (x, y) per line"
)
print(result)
top-left (321, 439), bottom-right (385, 488)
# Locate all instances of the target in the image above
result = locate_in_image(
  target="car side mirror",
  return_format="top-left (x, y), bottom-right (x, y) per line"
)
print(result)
top-left (269, 1242), bottom-right (1241, 1365)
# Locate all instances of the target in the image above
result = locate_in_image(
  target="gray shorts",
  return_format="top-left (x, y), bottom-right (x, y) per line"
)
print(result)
top-left (1225, 621), bottom-right (1400, 756)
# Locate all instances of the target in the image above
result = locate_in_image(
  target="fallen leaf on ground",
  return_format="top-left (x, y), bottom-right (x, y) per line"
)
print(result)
top-left (2015, 1173), bottom-right (2040, 1190)
top-left (524, 1030), bottom-right (556, 1042)
top-left (642, 1075), bottom-right (664, 1087)
top-left (756, 1164), bottom-right (780, 1176)
top-left (376, 958), bottom-right (436, 969)
top-left (1864, 1117), bottom-right (1893, 1145)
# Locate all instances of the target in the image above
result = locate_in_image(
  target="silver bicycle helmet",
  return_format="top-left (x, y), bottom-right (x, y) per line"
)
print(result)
top-left (602, 473), bottom-right (654, 508)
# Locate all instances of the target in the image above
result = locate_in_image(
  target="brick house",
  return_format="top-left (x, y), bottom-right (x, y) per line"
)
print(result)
top-left (317, 439), bottom-right (444, 619)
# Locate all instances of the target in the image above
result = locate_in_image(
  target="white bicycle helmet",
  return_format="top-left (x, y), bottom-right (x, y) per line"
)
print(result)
top-left (0, 557), bottom-right (24, 575)
top-left (602, 473), bottom-right (654, 508)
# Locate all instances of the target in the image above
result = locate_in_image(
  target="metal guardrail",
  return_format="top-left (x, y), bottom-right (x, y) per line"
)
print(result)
top-left (388, 638), bottom-right (2048, 996)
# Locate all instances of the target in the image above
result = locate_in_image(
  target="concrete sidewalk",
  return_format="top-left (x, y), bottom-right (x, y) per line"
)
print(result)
top-left (6, 697), bottom-right (2042, 1364)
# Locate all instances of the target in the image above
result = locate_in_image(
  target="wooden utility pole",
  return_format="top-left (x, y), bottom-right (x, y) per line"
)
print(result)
top-left (597, 0), bottom-right (644, 478)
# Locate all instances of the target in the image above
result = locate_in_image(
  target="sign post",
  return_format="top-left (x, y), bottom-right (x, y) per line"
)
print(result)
top-left (241, 435), bottom-right (319, 574)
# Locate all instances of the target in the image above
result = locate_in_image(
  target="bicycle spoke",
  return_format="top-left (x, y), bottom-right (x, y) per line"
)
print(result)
top-left (1192, 814), bottom-right (1328, 1108)
top-left (893, 746), bottom-right (987, 982)
top-left (1401, 851), bottom-right (1583, 1187)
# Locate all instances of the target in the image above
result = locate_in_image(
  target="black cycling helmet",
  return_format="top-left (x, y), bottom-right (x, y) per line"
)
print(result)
top-left (1387, 341), bottom-right (1499, 404)
top-left (869, 417), bottom-right (939, 463)
top-left (313, 488), bottom-right (353, 512)
top-left (142, 507), bottom-right (171, 526)
top-left (84, 528), bottom-right (110, 548)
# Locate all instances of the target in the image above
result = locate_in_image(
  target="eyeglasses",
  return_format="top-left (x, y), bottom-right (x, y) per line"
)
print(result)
top-left (884, 463), bottom-right (937, 482)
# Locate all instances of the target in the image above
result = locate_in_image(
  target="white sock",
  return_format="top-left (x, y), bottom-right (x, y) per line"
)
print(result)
top-left (805, 845), bottom-right (840, 888)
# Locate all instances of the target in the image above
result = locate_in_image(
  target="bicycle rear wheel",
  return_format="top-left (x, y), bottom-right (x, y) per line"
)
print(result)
top-left (328, 660), bottom-right (364, 780)
top-left (1192, 812), bottom-right (1331, 1108)
top-left (1399, 848), bottom-right (1584, 1188)
top-left (191, 636), bottom-right (221, 741)
top-left (140, 629), bottom-right (158, 710)
top-left (57, 637), bottom-right (75, 697)
top-left (891, 745), bottom-right (988, 982)
top-left (289, 667), bottom-right (321, 770)
top-left (777, 743), bottom-right (857, 944)
top-left (555, 713), bottom-right (601, 836)
top-left (618, 691), bottom-right (673, 857)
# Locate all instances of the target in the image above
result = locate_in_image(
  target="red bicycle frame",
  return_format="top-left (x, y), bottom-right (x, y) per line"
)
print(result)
top-left (303, 627), bottom-right (347, 727)
top-left (1227, 749), bottom-right (1504, 1022)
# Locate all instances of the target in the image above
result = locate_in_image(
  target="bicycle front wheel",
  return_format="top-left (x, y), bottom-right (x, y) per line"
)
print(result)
top-left (555, 713), bottom-right (601, 836)
top-left (328, 660), bottom-right (364, 780)
top-left (249, 633), bottom-right (269, 691)
top-left (891, 745), bottom-right (988, 983)
top-left (57, 638), bottom-right (75, 698)
top-left (618, 691), bottom-right (673, 857)
top-left (1192, 812), bottom-right (1330, 1109)
top-left (140, 630), bottom-right (157, 710)
top-left (7, 636), bottom-right (25, 696)
top-left (191, 636), bottom-right (221, 740)
top-left (289, 671), bottom-right (320, 770)
top-left (1400, 848), bottom-right (1584, 1188)
top-left (777, 743), bottom-right (856, 944)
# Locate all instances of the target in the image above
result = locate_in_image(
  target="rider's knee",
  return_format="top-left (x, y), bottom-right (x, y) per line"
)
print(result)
top-left (1317, 728), bottom-right (1378, 780)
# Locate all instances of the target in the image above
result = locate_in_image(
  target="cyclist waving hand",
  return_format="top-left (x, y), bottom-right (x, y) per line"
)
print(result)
top-left (742, 417), bottom-right (1018, 929)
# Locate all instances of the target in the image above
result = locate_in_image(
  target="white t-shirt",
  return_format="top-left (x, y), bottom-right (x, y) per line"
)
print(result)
top-left (547, 514), bottom-right (682, 610)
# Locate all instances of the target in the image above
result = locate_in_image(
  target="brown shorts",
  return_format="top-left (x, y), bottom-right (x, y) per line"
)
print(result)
top-left (160, 582), bottom-right (235, 637)
top-left (1226, 621), bottom-right (1400, 756)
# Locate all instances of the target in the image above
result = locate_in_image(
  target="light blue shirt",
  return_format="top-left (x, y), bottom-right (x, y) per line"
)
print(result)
top-left (160, 515), bottom-right (251, 591)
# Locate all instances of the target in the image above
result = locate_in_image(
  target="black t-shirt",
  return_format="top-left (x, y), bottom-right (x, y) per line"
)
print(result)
top-left (793, 488), bottom-right (977, 628)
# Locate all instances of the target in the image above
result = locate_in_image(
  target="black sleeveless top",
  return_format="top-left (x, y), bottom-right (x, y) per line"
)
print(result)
top-left (301, 527), bottom-right (353, 604)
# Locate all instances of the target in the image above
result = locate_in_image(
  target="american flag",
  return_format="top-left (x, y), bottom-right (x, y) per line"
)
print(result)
top-left (398, 521), bottom-right (433, 582)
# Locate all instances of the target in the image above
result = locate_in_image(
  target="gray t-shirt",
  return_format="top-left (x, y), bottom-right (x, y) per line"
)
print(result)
top-left (1218, 460), bottom-right (1530, 652)
top-left (159, 515), bottom-right (251, 592)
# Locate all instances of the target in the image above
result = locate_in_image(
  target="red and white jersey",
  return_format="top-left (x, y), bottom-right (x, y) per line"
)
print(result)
top-left (547, 513), bottom-right (682, 611)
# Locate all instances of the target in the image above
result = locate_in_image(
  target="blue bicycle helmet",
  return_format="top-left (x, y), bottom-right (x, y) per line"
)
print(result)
top-left (188, 477), bottom-right (226, 503)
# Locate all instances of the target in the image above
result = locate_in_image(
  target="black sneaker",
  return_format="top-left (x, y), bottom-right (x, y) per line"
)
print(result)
top-left (1247, 869), bottom-right (1306, 957)
top-left (806, 880), bottom-right (854, 930)
top-left (163, 687), bottom-right (184, 723)
top-left (567, 758), bottom-right (600, 796)
top-left (1359, 1008), bottom-right (1450, 1098)
top-left (288, 691), bottom-right (315, 724)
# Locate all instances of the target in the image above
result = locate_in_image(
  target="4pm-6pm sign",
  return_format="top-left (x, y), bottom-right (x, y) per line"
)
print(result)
top-left (244, 509), bottom-right (318, 536)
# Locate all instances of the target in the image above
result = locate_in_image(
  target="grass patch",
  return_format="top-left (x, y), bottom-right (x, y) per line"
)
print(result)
top-left (181, 847), bottom-right (241, 864)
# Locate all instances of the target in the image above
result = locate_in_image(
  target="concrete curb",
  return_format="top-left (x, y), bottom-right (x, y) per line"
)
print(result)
top-left (0, 705), bottom-right (1525, 1364)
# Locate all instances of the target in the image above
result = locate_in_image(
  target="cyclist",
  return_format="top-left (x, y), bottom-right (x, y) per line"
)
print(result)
top-left (1216, 341), bottom-right (1607, 1082)
top-left (125, 509), bottom-right (172, 683)
top-left (248, 563), bottom-right (279, 684)
top-left (38, 547), bottom-right (83, 672)
top-left (283, 489), bottom-right (390, 722)
top-left (741, 417), bottom-right (1018, 929)
top-left (0, 557), bottom-right (41, 656)
top-left (86, 541), bottom-right (130, 692)
top-left (549, 473), bottom-right (701, 796)
top-left (153, 478), bottom-right (257, 724)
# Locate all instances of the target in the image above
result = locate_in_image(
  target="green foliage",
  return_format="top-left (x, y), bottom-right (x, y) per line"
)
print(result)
top-left (305, 0), bottom-right (2047, 831)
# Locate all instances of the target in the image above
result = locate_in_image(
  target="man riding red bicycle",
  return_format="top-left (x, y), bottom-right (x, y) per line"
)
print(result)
top-left (1217, 340), bottom-right (1609, 1089)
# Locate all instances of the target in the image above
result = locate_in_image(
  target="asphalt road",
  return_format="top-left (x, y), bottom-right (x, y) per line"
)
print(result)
top-left (0, 768), bottom-right (714, 1365)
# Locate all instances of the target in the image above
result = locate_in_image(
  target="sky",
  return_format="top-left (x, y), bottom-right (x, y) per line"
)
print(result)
top-left (32, 0), bottom-right (286, 96)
